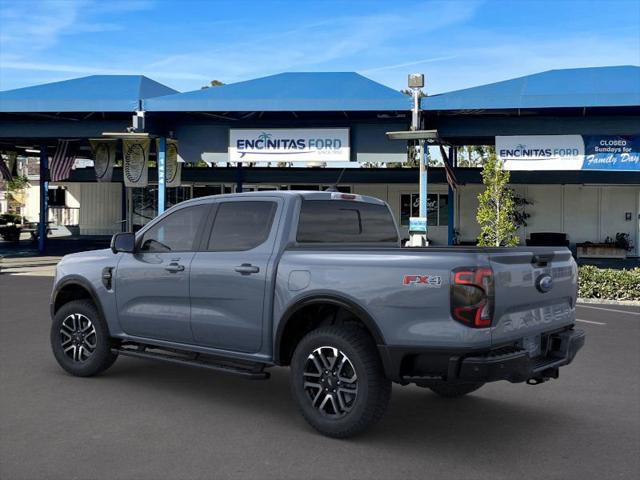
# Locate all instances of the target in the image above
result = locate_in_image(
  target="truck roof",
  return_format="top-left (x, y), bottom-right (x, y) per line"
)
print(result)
top-left (181, 190), bottom-right (387, 206)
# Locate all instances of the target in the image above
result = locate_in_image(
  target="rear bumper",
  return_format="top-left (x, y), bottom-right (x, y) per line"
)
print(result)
top-left (378, 328), bottom-right (585, 384)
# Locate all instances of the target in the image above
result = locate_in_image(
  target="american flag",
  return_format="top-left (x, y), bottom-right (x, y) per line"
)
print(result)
top-left (0, 156), bottom-right (12, 181)
top-left (439, 145), bottom-right (458, 190)
top-left (49, 140), bottom-right (78, 182)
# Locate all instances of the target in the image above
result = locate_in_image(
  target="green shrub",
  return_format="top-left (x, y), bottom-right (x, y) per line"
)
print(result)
top-left (578, 266), bottom-right (640, 301)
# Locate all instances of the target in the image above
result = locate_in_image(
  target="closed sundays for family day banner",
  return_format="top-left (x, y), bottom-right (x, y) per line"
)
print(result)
top-left (229, 128), bottom-right (350, 162)
top-left (496, 135), bottom-right (640, 171)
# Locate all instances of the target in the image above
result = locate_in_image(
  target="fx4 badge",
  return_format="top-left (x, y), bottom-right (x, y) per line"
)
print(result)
top-left (403, 274), bottom-right (442, 287)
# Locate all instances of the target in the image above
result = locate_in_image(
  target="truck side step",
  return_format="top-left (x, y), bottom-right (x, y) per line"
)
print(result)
top-left (112, 345), bottom-right (270, 380)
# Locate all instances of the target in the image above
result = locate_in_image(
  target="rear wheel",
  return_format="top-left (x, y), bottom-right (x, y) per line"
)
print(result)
top-left (290, 325), bottom-right (391, 438)
top-left (51, 299), bottom-right (118, 377)
top-left (428, 382), bottom-right (484, 398)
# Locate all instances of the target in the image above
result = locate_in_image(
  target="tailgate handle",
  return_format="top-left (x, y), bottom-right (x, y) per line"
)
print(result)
top-left (531, 254), bottom-right (553, 267)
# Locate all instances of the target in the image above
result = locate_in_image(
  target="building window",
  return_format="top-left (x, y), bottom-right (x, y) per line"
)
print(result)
top-left (167, 186), bottom-right (192, 208)
top-left (400, 193), bottom-right (449, 227)
top-left (321, 185), bottom-right (351, 193)
top-left (193, 185), bottom-right (222, 198)
top-left (48, 188), bottom-right (66, 207)
top-left (132, 187), bottom-right (157, 231)
top-left (290, 184), bottom-right (321, 191)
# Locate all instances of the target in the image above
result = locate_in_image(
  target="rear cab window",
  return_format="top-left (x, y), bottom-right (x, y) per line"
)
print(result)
top-left (297, 199), bottom-right (398, 244)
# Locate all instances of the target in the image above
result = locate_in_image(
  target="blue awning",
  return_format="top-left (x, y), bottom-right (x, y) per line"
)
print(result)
top-left (145, 72), bottom-right (411, 112)
top-left (0, 75), bottom-right (178, 113)
top-left (422, 66), bottom-right (640, 111)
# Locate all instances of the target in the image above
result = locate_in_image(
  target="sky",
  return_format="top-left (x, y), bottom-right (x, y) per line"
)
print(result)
top-left (0, 0), bottom-right (639, 94)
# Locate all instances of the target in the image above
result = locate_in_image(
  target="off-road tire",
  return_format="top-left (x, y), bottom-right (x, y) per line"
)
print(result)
top-left (51, 299), bottom-right (118, 377)
top-left (290, 325), bottom-right (391, 438)
top-left (428, 382), bottom-right (484, 398)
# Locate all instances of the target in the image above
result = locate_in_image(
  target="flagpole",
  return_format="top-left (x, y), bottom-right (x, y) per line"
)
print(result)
top-left (38, 144), bottom-right (48, 254)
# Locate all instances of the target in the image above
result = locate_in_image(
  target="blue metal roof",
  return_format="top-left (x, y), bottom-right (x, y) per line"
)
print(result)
top-left (422, 66), bottom-right (640, 111)
top-left (145, 72), bottom-right (411, 112)
top-left (0, 75), bottom-right (178, 113)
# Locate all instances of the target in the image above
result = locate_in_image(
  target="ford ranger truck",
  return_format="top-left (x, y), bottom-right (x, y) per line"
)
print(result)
top-left (50, 191), bottom-right (585, 438)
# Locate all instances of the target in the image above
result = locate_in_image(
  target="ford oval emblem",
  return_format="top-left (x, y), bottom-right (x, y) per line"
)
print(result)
top-left (536, 274), bottom-right (553, 293)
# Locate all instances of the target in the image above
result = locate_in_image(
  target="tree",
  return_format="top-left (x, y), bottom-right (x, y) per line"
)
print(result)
top-left (201, 79), bottom-right (225, 89)
top-left (476, 153), bottom-right (519, 247)
top-left (457, 145), bottom-right (495, 167)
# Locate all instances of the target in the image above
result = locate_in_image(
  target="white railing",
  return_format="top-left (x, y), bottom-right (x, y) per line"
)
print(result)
top-left (48, 207), bottom-right (79, 226)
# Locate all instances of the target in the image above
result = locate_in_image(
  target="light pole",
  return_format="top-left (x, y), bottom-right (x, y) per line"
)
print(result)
top-left (408, 73), bottom-right (427, 247)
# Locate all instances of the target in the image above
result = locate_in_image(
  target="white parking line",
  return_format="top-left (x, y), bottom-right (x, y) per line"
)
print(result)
top-left (576, 304), bottom-right (640, 316)
top-left (576, 318), bottom-right (607, 326)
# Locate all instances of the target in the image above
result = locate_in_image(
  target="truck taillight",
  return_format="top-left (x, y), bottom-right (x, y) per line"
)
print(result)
top-left (450, 267), bottom-right (494, 328)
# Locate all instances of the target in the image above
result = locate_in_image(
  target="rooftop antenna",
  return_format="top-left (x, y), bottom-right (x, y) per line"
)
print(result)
top-left (325, 167), bottom-right (347, 192)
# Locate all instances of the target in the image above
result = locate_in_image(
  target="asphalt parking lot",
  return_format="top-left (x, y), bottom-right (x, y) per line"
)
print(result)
top-left (1, 273), bottom-right (638, 480)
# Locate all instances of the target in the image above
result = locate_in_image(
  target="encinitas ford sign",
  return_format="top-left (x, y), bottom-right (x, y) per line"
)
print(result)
top-left (229, 128), bottom-right (350, 162)
top-left (497, 135), bottom-right (584, 170)
top-left (497, 135), bottom-right (640, 171)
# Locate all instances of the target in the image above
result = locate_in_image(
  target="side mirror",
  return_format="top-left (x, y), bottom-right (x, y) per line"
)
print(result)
top-left (111, 232), bottom-right (136, 254)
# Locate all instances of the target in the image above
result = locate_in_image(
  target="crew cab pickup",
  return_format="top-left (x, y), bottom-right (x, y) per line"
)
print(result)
top-left (50, 191), bottom-right (585, 437)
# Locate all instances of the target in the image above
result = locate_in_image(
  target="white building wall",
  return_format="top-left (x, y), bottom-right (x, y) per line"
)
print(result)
top-left (457, 184), bottom-right (483, 243)
top-left (64, 184), bottom-right (81, 208)
top-left (23, 181), bottom-right (40, 222)
top-left (78, 182), bottom-right (122, 235)
top-left (454, 183), bottom-right (639, 256)
top-left (523, 186), bottom-right (564, 235)
top-left (562, 186), bottom-right (599, 243)
top-left (599, 186), bottom-right (639, 254)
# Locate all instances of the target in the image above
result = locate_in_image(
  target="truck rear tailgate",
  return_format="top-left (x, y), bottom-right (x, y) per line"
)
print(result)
top-left (488, 248), bottom-right (577, 351)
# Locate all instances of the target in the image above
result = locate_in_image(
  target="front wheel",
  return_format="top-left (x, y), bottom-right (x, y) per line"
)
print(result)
top-left (428, 382), bottom-right (484, 398)
top-left (51, 299), bottom-right (118, 377)
top-left (290, 325), bottom-right (391, 438)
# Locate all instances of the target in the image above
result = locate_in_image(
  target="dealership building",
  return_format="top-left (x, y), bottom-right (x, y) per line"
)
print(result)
top-left (0, 66), bottom-right (639, 255)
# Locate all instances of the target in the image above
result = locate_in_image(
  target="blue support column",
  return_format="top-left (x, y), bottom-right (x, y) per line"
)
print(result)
top-left (447, 146), bottom-right (456, 245)
top-left (419, 141), bottom-right (428, 217)
top-left (157, 137), bottom-right (166, 215)
top-left (38, 145), bottom-right (48, 254)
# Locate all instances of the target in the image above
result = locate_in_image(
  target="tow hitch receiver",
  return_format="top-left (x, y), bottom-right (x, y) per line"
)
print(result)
top-left (526, 377), bottom-right (547, 385)
top-left (526, 367), bottom-right (559, 385)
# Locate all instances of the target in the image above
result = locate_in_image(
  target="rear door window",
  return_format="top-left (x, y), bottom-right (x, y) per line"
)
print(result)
top-left (207, 201), bottom-right (277, 251)
top-left (297, 200), bottom-right (398, 243)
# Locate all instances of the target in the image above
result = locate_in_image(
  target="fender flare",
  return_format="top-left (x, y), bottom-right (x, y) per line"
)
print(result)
top-left (50, 275), bottom-right (105, 322)
top-left (273, 293), bottom-right (386, 365)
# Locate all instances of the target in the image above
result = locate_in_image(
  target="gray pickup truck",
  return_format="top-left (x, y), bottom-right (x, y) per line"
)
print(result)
top-left (50, 191), bottom-right (585, 437)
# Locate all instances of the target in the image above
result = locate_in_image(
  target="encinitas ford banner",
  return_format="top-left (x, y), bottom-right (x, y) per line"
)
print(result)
top-left (496, 135), bottom-right (584, 170)
top-left (229, 128), bottom-right (350, 162)
top-left (582, 136), bottom-right (640, 171)
top-left (497, 135), bottom-right (640, 171)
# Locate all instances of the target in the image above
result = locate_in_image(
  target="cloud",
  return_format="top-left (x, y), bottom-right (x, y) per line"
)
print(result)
top-left (0, 60), bottom-right (209, 81)
top-left (1, 0), bottom-right (483, 90)
top-left (1, 0), bottom-right (636, 95)
top-left (361, 56), bottom-right (459, 74)
top-left (417, 29), bottom-right (640, 94)
top-left (138, 1), bottom-right (484, 89)
top-left (0, 0), bottom-right (153, 55)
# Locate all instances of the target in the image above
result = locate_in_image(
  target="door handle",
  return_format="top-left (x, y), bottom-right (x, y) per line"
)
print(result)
top-left (234, 264), bottom-right (260, 275)
top-left (165, 262), bottom-right (185, 273)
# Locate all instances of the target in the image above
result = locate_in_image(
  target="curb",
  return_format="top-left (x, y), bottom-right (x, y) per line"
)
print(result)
top-left (0, 261), bottom-right (59, 271)
top-left (577, 298), bottom-right (640, 307)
